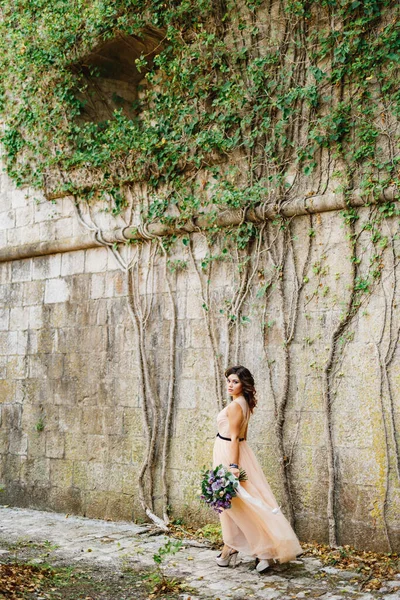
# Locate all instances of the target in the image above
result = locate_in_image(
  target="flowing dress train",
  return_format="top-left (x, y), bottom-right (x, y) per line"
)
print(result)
top-left (213, 396), bottom-right (302, 563)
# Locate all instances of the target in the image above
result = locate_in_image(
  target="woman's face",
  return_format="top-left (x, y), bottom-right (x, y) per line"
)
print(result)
top-left (226, 373), bottom-right (243, 398)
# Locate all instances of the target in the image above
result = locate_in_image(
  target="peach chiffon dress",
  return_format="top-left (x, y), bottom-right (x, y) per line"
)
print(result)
top-left (213, 396), bottom-right (302, 563)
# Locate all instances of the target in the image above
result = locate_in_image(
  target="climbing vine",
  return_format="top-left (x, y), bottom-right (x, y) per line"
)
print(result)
top-left (0, 0), bottom-right (399, 543)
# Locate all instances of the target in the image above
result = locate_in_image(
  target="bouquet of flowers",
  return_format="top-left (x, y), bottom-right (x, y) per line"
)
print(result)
top-left (200, 464), bottom-right (247, 513)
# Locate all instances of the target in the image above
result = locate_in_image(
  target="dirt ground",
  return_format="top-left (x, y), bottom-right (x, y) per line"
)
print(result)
top-left (0, 541), bottom-right (186, 600)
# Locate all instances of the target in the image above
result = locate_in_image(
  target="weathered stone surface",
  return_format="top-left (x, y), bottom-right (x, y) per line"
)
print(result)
top-left (44, 278), bottom-right (70, 303)
top-left (1, 174), bottom-right (400, 551)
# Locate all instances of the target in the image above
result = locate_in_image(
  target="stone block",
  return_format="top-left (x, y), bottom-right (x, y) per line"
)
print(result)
top-left (81, 407), bottom-right (104, 435)
top-left (85, 247), bottom-right (108, 273)
top-left (7, 356), bottom-right (28, 379)
top-left (28, 355), bottom-right (47, 379)
top-left (11, 259), bottom-right (32, 283)
top-left (188, 319), bottom-right (209, 348)
top-left (113, 271), bottom-right (128, 297)
top-left (79, 326), bottom-right (105, 354)
top-left (18, 223), bottom-right (41, 245)
top-left (338, 519), bottom-right (390, 553)
top-left (40, 404), bottom-right (59, 431)
top-left (107, 434), bottom-right (134, 464)
top-left (2, 453), bottom-right (22, 480)
top-left (14, 379), bottom-right (46, 405)
top-left (290, 445), bottom-right (329, 483)
top-left (15, 205), bottom-right (34, 227)
top-left (54, 217), bottom-right (74, 240)
top-left (47, 354), bottom-right (64, 379)
top-left (58, 407), bottom-right (82, 433)
top-left (2, 403), bottom-right (22, 428)
top-left (20, 457), bottom-right (50, 485)
top-left (36, 328), bottom-right (57, 353)
top-left (11, 188), bottom-right (30, 209)
top-left (67, 275), bottom-right (90, 304)
top-left (50, 459), bottom-right (74, 487)
top-left (27, 431), bottom-right (46, 458)
top-left (177, 379), bottom-right (201, 409)
top-left (90, 298), bottom-right (109, 326)
top-left (106, 463), bottom-right (126, 493)
top-left (23, 281), bottom-right (45, 305)
top-left (34, 200), bottom-right (59, 223)
top-left (81, 490), bottom-right (108, 518)
top-left (32, 255), bottom-right (61, 280)
top-left (0, 309), bottom-right (9, 331)
top-left (0, 182), bottom-right (12, 209)
top-left (49, 303), bottom-right (69, 328)
top-left (0, 380), bottom-right (15, 403)
top-left (21, 402), bottom-right (45, 431)
top-left (63, 351), bottom-right (84, 378)
top-left (122, 408), bottom-right (144, 435)
top-left (107, 249), bottom-right (122, 271)
top-left (45, 431), bottom-right (65, 459)
top-left (48, 485), bottom-right (83, 514)
top-left (39, 220), bottom-right (56, 242)
top-left (0, 430), bottom-right (9, 453)
top-left (113, 375), bottom-right (139, 407)
top-left (86, 435), bottom-right (108, 462)
top-left (287, 410), bottom-right (325, 448)
top-left (16, 331), bottom-right (28, 355)
top-left (44, 278), bottom-right (70, 303)
top-left (64, 433), bottom-right (88, 460)
top-left (334, 410), bottom-right (374, 448)
top-left (0, 356), bottom-right (6, 379)
top-left (336, 447), bottom-right (382, 485)
top-left (0, 264), bottom-right (11, 285)
top-left (90, 273), bottom-right (105, 299)
top-left (28, 306), bottom-right (43, 329)
top-left (86, 461), bottom-right (108, 491)
top-left (6, 226), bottom-right (23, 247)
top-left (61, 250), bottom-right (85, 276)
top-left (186, 289), bottom-right (205, 319)
top-left (59, 197), bottom-right (75, 217)
top-left (295, 514), bottom-right (328, 544)
top-left (190, 233), bottom-right (209, 260)
top-left (9, 431), bottom-right (28, 456)
top-left (0, 332), bottom-right (14, 355)
top-left (9, 306), bottom-right (29, 331)
top-left (103, 407), bottom-right (123, 435)
top-left (8, 282), bottom-right (24, 306)
top-left (0, 209), bottom-right (15, 230)
top-left (181, 348), bottom-right (214, 379)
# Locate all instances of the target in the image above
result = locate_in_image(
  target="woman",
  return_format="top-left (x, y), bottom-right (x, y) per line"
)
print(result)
top-left (213, 365), bottom-right (302, 572)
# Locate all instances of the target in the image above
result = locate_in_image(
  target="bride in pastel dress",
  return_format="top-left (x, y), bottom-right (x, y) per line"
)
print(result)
top-left (213, 365), bottom-right (302, 573)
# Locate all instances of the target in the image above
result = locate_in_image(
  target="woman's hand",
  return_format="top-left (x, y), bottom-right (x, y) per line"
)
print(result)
top-left (229, 467), bottom-right (240, 478)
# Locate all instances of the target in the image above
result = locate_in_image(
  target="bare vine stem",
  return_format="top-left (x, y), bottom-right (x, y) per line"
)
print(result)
top-left (158, 240), bottom-right (177, 524)
top-left (188, 237), bottom-right (224, 410)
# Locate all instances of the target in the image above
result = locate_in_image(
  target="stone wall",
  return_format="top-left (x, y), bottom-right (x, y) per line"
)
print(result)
top-left (0, 172), bottom-right (399, 552)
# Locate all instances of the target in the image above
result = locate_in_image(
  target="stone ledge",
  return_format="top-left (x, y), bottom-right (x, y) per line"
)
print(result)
top-left (0, 187), bottom-right (397, 263)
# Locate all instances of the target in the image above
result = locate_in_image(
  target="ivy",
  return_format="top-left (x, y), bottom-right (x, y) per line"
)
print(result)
top-left (0, 0), bottom-right (398, 224)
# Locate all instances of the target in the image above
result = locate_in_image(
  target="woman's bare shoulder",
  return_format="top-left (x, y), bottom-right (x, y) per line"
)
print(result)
top-left (227, 400), bottom-right (243, 416)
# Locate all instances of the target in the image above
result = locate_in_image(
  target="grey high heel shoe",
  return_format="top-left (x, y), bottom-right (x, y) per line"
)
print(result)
top-left (216, 549), bottom-right (238, 567)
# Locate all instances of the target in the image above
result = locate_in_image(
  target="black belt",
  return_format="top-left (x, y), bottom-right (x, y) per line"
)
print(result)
top-left (216, 433), bottom-right (245, 442)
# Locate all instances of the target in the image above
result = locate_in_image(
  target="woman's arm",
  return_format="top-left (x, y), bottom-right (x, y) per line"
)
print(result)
top-left (227, 402), bottom-right (242, 477)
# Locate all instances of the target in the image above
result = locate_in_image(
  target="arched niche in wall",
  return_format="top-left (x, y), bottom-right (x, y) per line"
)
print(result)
top-left (75, 26), bottom-right (164, 122)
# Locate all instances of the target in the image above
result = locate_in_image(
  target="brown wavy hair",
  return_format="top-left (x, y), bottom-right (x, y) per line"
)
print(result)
top-left (225, 365), bottom-right (257, 413)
